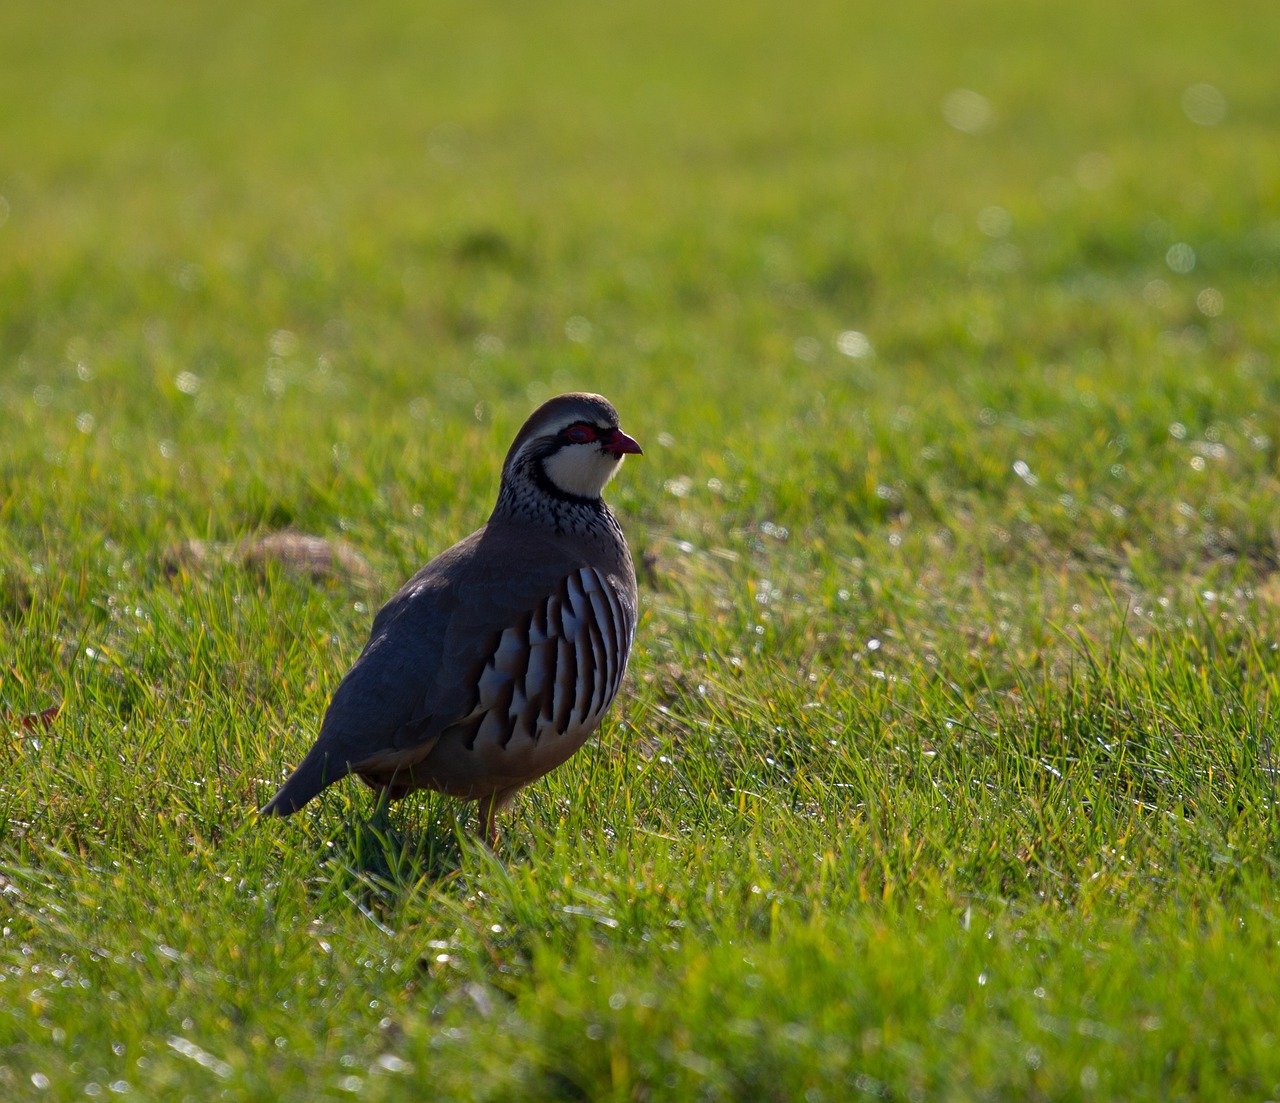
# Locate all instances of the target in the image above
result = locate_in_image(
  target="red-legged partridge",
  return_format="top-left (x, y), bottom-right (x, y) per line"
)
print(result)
top-left (261, 393), bottom-right (641, 844)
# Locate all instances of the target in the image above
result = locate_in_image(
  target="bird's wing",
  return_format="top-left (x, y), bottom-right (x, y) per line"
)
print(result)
top-left (419, 523), bottom-right (605, 726)
top-left (259, 523), bottom-right (588, 814)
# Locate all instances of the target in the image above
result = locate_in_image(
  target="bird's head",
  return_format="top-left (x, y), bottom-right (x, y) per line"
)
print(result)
top-left (501, 392), bottom-right (642, 506)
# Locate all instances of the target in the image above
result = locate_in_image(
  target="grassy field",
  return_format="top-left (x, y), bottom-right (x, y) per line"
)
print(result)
top-left (3, 0), bottom-right (1280, 1098)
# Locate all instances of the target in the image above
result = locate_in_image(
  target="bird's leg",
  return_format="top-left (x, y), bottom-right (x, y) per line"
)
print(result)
top-left (476, 787), bottom-right (521, 850)
top-left (477, 795), bottom-right (500, 849)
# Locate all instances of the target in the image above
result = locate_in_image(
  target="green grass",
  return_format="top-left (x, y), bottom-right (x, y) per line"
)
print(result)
top-left (3, 0), bottom-right (1280, 1098)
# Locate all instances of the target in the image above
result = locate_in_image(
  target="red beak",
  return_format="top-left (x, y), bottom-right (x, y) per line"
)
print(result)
top-left (603, 428), bottom-right (643, 457)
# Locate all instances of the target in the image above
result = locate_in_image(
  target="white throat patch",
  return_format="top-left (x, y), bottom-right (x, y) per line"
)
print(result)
top-left (541, 446), bottom-right (623, 499)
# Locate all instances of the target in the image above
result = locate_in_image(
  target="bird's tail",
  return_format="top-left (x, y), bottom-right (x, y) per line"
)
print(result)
top-left (259, 748), bottom-right (351, 817)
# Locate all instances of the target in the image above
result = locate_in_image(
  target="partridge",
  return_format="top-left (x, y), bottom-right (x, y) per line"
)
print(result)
top-left (260, 393), bottom-right (641, 844)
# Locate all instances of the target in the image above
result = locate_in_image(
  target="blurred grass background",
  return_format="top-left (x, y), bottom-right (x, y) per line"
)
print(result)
top-left (3, 0), bottom-right (1280, 1099)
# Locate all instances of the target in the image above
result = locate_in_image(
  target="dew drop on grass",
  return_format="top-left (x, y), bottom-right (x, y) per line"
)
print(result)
top-left (1182, 83), bottom-right (1227, 126)
top-left (941, 89), bottom-right (993, 134)
top-left (564, 316), bottom-right (593, 343)
top-left (1196, 287), bottom-right (1223, 316)
top-left (1142, 279), bottom-right (1171, 307)
top-left (1166, 243), bottom-right (1196, 274)
top-left (977, 206), bottom-right (1011, 237)
top-left (269, 329), bottom-right (299, 357)
top-left (836, 330), bottom-right (873, 359)
top-left (665, 476), bottom-right (692, 498)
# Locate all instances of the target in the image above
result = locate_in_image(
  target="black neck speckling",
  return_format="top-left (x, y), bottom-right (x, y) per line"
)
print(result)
top-left (491, 456), bottom-right (621, 541)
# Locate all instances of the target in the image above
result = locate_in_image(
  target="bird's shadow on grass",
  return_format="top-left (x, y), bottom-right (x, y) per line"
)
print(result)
top-left (316, 798), bottom-right (479, 914)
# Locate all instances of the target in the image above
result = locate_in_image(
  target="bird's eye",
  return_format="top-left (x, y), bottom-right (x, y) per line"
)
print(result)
top-left (563, 423), bottom-right (597, 444)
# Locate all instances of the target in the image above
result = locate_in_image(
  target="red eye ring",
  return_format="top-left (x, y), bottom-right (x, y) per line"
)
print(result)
top-left (563, 423), bottom-right (597, 444)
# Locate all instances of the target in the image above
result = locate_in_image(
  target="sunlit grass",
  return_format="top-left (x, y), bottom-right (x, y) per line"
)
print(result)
top-left (3, 0), bottom-right (1280, 1098)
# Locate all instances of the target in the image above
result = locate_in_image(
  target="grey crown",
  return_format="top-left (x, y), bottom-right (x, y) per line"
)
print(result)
top-left (260, 393), bottom-right (640, 842)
